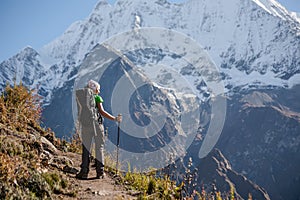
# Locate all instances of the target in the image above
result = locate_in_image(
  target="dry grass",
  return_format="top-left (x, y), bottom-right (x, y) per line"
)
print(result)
top-left (0, 83), bottom-right (77, 199)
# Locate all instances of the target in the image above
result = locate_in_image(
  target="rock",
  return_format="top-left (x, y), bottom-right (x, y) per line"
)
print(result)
top-left (63, 165), bottom-right (79, 174)
top-left (40, 150), bottom-right (53, 165)
top-left (41, 136), bottom-right (58, 155)
top-left (52, 155), bottom-right (74, 166)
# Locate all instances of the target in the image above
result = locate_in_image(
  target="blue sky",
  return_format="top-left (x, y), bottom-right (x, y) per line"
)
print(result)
top-left (0, 0), bottom-right (299, 62)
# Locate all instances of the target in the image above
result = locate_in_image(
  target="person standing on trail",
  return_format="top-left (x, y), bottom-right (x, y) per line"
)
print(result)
top-left (75, 79), bottom-right (122, 179)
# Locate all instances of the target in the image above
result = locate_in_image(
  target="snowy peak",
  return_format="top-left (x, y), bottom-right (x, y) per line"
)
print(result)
top-left (1, 0), bottom-right (300, 99)
top-left (18, 46), bottom-right (38, 58)
top-left (290, 11), bottom-right (300, 23)
top-left (94, 0), bottom-right (109, 7)
top-left (253, 0), bottom-right (287, 16)
top-left (0, 46), bottom-right (45, 88)
top-left (252, 0), bottom-right (300, 23)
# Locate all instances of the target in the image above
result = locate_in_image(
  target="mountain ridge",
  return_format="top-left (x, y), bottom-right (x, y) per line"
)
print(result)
top-left (1, 0), bottom-right (299, 100)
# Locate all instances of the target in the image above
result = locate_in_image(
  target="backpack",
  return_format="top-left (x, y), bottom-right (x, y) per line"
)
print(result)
top-left (75, 88), bottom-right (98, 127)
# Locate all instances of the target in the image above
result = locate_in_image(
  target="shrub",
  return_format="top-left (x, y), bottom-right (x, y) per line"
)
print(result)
top-left (0, 83), bottom-right (77, 199)
top-left (0, 82), bottom-right (42, 133)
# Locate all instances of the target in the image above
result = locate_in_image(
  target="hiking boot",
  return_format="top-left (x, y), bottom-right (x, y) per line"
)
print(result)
top-left (96, 172), bottom-right (105, 179)
top-left (76, 170), bottom-right (88, 180)
top-left (95, 161), bottom-right (105, 179)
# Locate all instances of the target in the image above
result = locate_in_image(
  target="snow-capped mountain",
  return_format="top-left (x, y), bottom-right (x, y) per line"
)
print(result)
top-left (1, 0), bottom-right (299, 101)
top-left (43, 0), bottom-right (299, 88)
top-left (0, 0), bottom-right (299, 199)
top-left (0, 47), bottom-right (47, 95)
top-left (291, 11), bottom-right (300, 23)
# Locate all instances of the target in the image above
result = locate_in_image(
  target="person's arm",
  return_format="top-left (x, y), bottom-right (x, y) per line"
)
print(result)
top-left (97, 102), bottom-right (121, 122)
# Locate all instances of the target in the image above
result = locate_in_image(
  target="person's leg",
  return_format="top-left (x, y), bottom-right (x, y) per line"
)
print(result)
top-left (76, 127), bottom-right (94, 179)
top-left (94, 124), bottom-right (105, 178)
top-left (80, 143), bottom-right (91, 171)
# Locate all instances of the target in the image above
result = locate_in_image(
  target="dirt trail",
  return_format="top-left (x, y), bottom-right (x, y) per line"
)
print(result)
top-left (75, 173), bottom-right (133, 200)
top-left (63, 152), bottom-right (136, 200)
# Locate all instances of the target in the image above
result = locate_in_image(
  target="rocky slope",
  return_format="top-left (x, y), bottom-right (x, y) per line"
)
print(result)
top-left (197, 149), bottom-right (270, 200)
top-left (0, 84), bottom-right (136, 199)
top-left (215, 86), bottom-right (300, 200)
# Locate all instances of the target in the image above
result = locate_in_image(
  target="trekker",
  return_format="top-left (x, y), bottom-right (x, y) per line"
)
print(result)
top-left (75, 80), bottom-right (122, 179)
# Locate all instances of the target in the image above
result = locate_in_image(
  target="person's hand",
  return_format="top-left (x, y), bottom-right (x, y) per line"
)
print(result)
top-left (115, 114), bottom-right (122, 123)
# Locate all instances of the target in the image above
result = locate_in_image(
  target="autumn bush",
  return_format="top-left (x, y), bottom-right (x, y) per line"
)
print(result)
top-left (0, 83), bottom-right (77, 199)
top-left (0, 83), bottom-right (42, 132)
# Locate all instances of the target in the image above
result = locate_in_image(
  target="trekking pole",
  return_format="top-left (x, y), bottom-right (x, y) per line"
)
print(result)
top-left (116, 114), bottom-right (121, 175)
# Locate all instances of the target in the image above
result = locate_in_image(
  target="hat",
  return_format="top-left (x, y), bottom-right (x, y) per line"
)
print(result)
top-left (87, 80), bottom-right (100, 93)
